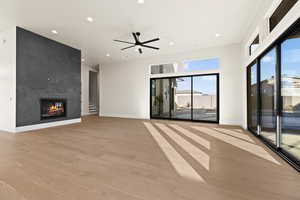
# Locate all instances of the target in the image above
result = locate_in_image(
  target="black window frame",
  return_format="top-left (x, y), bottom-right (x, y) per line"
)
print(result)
top-left (246, 17), bottom-right (300, 172)
top-left (150, 73), bottom-right (220, 124)
top-left (269, 0), bottom-right (298, 32)
top-left (246, 60), bottom-right (259, 133)
top-left (249, 35), bottom-right (260, 56)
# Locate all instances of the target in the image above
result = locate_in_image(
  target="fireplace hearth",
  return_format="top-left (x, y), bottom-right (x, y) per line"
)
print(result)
top-left (40, 99), bottom-right (66, 120)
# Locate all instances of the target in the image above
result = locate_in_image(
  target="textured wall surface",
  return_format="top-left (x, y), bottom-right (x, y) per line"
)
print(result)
top-left (16, 27), bottom-right (81, 127)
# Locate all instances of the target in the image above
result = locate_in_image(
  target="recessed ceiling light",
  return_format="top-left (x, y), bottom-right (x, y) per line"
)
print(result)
top-left (81, 58), bottom-right (85, 62)
top-left (215, 33), bottom-right (221, 37)
top-left (169, 41), bottom-right (175, 46)
top-left (137, 0), bottom-right (144, 4)
top-left (86, 17), bottom-right (94, 22)
top-left (106, 53), bottom-right (110, 57)
top-left (51, 30), bottom-right (58, 34)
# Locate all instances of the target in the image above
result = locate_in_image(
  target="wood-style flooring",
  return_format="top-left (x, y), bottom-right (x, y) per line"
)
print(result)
top-left (0, 116), bottom-right (299, 200)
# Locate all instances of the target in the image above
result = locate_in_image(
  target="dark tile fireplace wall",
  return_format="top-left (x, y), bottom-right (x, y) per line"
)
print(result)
top-left (16, 27), bottom-right (81, 127)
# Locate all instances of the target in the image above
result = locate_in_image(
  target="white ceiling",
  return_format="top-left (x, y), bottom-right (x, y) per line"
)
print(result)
top-left (0, 0), bottom-right (273, 66)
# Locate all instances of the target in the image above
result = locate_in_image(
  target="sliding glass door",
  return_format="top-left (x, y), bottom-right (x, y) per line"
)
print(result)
top-left (247, 19), bottom-right (300, 170)
top-left (281, 29), bottom-right (300, 160)
top-left (151, 78), bottom-right (171, 118)
top-left (248, 63), bottom-right (258, 133)
top-left (151, 74), bottom-right (219, 123)
top-left (193, 75), bottom-right (218, 121)
top-left (170, 77), bottom-right (192, 120)
top-left (260, 48), bottom-right (277, 145)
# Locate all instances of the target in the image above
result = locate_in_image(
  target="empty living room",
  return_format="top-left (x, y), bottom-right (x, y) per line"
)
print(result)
top-left (1, 0), bottom-right (300, 199)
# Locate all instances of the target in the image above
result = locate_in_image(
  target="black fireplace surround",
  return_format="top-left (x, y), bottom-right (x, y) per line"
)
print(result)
top-left (16, 27), bottom-right (81, 127)
top-left (40, 99), bottom-right (67, 120)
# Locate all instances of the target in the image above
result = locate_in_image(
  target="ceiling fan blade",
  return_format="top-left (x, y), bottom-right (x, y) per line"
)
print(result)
top-left (121, 45), bottom-right (136, 50)
top-left (114, 40), bottom-right (135, 45)
top-left (140, 44), bottom-right (159, 50)
top-left (141, 38), bottom-right (160, 44)
top-left (139, 48), bottom-right (143, 54)
top-left (132, 33), bottom-right (139, 42)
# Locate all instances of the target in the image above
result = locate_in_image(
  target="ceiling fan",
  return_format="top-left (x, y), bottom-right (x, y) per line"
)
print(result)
top-left (114, 32), bottom-right (160, 54)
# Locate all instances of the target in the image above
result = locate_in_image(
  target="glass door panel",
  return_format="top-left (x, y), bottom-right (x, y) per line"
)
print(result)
top-left (151, 79), bottom-right (170, 118)
top-left (260, 49), bottom-right (277, 144)
top-left (281, 33), bottom-right (300, 160)
top-left (192, 75), bottom-right (217, 121)
top-left (248, 64), bottom-right (258, 133)
top-left (170, 77), bottom-right (192, 120)
top-left (246, 19), bottom-right (300, 169)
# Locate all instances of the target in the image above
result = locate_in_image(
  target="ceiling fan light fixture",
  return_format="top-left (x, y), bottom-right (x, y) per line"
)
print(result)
top-left (86, 17), bottom-right (94, 22)
top-left (134, 46), bottom-right (140, 52)
top-left (51, 30), bottom-right (58, 34)
top-left (113, 32), bottom-right (159, 54)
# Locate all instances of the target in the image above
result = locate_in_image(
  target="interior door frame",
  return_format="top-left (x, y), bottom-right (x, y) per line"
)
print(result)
top-left (150, 73), bottom-right (219, 123)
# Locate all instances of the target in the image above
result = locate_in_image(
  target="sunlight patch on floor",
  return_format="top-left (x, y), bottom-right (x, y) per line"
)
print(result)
top-left (191, 126), bottom-right (281, 165)
top-left (168, 124), bottom-right (210, 150)
top-left (156, 123), bottom-right (210, 171)
top-left (143, 122), bottom-right (205, 182)
top-left (233, 129), bottom-right (243, 133)
top-left (214, 128), bottom-right (255, 143)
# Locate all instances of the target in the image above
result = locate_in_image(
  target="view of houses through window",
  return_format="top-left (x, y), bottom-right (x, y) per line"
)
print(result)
top-left (151, 74), bottom-right (218, 122)
top-left (150, 58), bottom-right (219, 122)
top-left (247, 19), bottom-right (300, 165)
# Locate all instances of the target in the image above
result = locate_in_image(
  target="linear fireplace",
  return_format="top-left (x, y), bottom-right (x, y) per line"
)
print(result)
top-left (40, 99), bottom-right (66, 120)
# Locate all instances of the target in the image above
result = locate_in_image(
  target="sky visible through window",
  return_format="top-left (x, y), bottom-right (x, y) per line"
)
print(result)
top-left (251, 64), bottom-right (257, 85)
top-left (259, 38), bottom-right (300, 88)
top-left (184, 58), bottom-right (219, 72)
top-left (176, 76), bottom-right (217, 95)
top-left (281, 38), bottom-right (300, 78)
top-left (261, 49), bottom-right (276, 81)
top-left (176, 58), bottom-right (219, 95)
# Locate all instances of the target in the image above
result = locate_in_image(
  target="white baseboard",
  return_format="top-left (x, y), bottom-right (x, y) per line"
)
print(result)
top-left (99, 113), bottom-right (149, 120)
top-left (15, 118), bottom-right (82, 133)
top-left (0, 127), bottom-right (15, 133)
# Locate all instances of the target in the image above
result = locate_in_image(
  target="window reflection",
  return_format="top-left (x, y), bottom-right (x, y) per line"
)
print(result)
top-left (248, 64), bottom-right (258, 132)
top-left (281, 34), bottom-right (300, 160)
top-left (260, 49), bottom-right (277, 144)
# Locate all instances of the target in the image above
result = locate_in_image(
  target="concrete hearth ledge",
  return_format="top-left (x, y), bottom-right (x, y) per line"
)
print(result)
top-left (14, 118), bottom-right (82, 133)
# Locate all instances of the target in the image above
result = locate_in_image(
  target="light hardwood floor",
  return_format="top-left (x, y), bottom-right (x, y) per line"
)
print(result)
top-left (0, 116), bottom-right (299, 200)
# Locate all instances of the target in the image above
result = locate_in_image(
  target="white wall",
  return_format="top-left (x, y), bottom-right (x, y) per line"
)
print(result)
top-left (81, 64), bottom-right (98, 116)
top-left (242, 1), bottom-right (300, 65)
top-left (100, 43), bottom-right (244, 126)
top-left (0, 27), bottom-right (16, 132)
top-left (241, 0), bottom-right (300, 128)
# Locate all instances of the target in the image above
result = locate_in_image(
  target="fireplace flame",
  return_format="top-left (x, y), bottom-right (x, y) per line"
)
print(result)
top-left (48, 104), bottom-right (64, 114)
